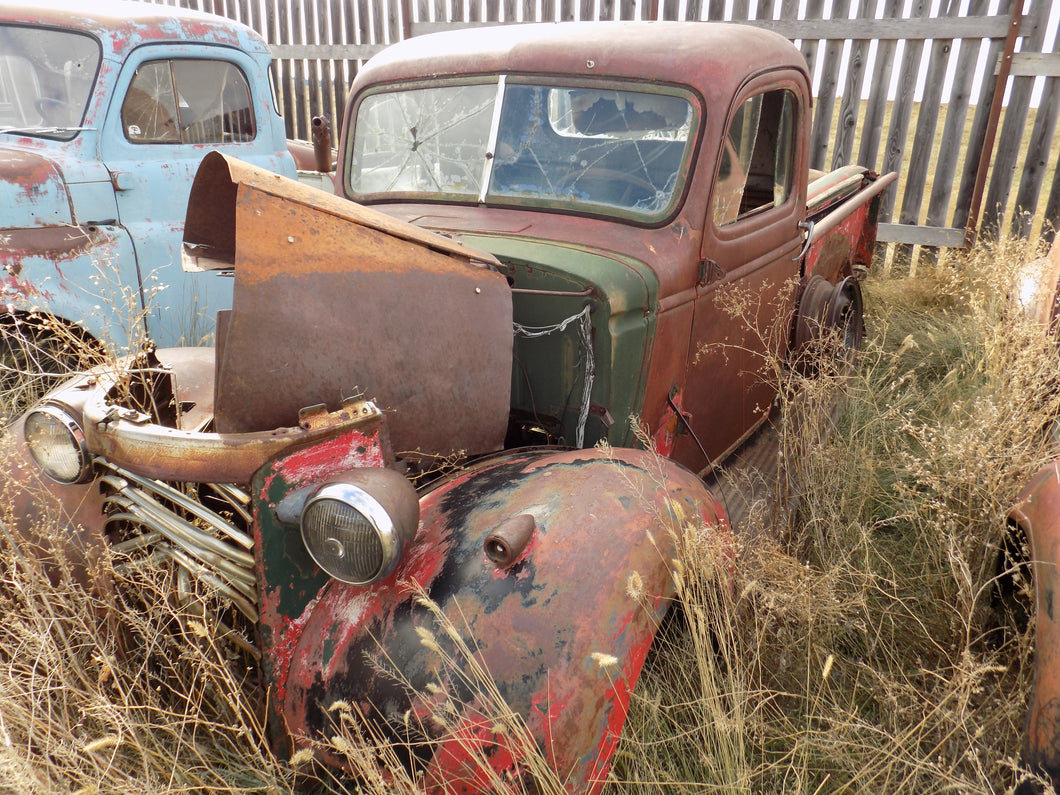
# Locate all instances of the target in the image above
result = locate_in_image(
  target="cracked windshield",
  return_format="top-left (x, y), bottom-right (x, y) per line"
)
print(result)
top-left (351, 80), bottom-right (695, 220)
top-left (0, 25), bottom-right (99, 137)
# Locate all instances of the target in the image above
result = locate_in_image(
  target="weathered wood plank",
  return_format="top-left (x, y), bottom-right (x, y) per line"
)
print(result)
top-left (983, 0), bottom-right (1050, 235)
top-left (808, 0), bottom-right (851, 171)
top-left (858, 0), bottom-right (901, 171)
top-left (830, 0), bottom-right (871, 169)
top-left (897, 0), bottom-right (960, 231)
top-left (1011, 76), bottom-right (1059, 237)
top-left (925, 0), bottom-right (988, 232)
top-left (751, 14), bottom-right (1010, 40)
top-left (1010, 53), bottom-right (1060, 77)
top-left (951, 0), bottom-right (1011, 231)
top-left (877, 224), bottom-right (965, 247)
top-left (877, 0), bottom-right (929, 228)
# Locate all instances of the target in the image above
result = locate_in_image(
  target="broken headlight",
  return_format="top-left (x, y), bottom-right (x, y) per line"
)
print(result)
top-left (25, 405), bottom-right (93, 485)
top-left (300, 469), bottom-right (419, 585)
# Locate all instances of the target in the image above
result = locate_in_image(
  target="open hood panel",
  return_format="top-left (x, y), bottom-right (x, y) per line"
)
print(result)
top-left (183, 151), bottom-right (513, 459)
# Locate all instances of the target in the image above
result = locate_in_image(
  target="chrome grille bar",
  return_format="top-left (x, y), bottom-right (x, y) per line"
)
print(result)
top-left (99, 463), bottom-right (258, 625)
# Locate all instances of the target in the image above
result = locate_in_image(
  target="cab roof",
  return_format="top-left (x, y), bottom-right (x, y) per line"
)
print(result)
top-left (0, 0), bottom-right (271, 60)
top-left (353, 21), bottom-right (808, 99)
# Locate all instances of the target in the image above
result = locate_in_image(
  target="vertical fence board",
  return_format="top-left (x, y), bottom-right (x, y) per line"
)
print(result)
top-left (925, 0), bottom-right (987, 233)
top-left (983, 0), bottom-right (1049, 234)
top-left (808, 0), bottom-right (850, 171)
top-left (877, 0), bottom-right (930, 231)
top-left (1044, 146), bottom-right (1060, 244)
top-left (1013, 75), bottom-right (1060, 238)
top-left (831, 0), bottom-right (871, 169)
top-left (857, 0), bottom-right (900, 171)
top-left (897, 0), bottom-right (960, 240)
top-left (951, 0), bottom-right (1011, 230)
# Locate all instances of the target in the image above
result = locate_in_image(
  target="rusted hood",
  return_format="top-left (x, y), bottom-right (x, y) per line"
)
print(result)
top-left (0, 147), bottom-right (74, 228)
top-left (184, 151), bottom-right (513, 459)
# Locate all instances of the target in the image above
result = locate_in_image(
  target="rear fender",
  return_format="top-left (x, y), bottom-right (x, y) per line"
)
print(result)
top-left (267, 446), bottom-right (728, 793)
top-left (1010, 461), bottom-right (1060, 785)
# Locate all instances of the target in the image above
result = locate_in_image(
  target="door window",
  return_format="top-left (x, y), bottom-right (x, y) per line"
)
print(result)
top-left (122, 59), bottom-right (255, 144)
top-left (713, 89), bottom-right (796, 226)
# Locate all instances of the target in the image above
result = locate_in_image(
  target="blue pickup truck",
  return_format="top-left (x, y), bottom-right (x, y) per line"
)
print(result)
top-left (0, 0), bottom-right (320, 400)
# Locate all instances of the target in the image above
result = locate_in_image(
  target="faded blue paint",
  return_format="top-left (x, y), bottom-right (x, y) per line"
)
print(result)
top-left (0, 0), bottom-right (297, 350)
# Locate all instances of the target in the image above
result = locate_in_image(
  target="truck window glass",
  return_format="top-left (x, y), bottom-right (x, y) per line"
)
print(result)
top-left (352, 83), bottom-right (497, 195)
top-left (123, 59), bottom-right (256, 144)
top-left (714, 88), bottom-right (797, 226)
top-left (0, 25), bottom-right (99, 137)
top-left (351, 79), bottom-right (695, 222)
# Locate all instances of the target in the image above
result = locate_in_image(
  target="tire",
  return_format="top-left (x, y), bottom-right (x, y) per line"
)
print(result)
top-left (0, 316), bottom-right (99, 418)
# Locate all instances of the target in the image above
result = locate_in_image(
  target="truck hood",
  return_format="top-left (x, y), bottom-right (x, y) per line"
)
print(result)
top-left (0, 146), bottom-right (74, 228)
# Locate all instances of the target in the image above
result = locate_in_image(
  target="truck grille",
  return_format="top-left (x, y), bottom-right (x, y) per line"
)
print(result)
top-left (98, 461), bottom-right (259, 658)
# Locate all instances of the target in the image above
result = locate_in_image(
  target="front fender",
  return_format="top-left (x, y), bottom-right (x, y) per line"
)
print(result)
top-left (273, 446), bottom-right (728, 793)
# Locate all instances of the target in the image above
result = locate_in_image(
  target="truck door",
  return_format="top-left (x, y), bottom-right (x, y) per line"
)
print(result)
top-left (675, 77), bottom-right (809, 473)
top-left (99, 44), bottom-right (295, 349)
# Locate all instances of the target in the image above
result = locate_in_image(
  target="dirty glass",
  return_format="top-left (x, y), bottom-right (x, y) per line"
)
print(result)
top-left (123, 59), bottom-right (256, 145)
top-left (351, 80), bottom-right (695, 221)
top-left (714, 89), bottom-right (797, 226)
top-left (353, 83), bottom-right (497, 196)
top-left (0, 25), bottom-right (100, 138)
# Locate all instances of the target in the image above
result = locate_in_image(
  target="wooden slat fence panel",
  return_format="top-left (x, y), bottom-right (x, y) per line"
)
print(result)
top-left (140, 0), bottom-right (1060, 263)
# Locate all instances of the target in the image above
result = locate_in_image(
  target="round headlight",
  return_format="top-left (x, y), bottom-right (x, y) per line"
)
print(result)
top-left (24, 405), bottom-right (92, 485)
top-left (301, 471), bottom-right (418, 585)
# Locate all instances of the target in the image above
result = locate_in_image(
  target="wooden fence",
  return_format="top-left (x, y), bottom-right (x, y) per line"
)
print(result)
top-left (146, 0), bottom-right (1059, 263)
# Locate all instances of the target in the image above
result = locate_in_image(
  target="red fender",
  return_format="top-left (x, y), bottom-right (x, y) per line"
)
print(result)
top-left (272, 446), bottom-right (728, 793)
top-left (1010, 461), bottom-right (1060, 786)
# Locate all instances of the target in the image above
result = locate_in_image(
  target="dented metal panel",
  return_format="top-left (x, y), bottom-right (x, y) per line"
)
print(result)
top-left (1010, 462), bottom-right (1060, 786)
top-left (185, 152), bottom-right (513, 458)
top-left (265, 446), bottom-right (727, 793)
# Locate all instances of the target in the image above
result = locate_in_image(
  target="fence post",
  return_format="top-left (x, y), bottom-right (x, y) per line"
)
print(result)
top-left (963, 0), bottom-right (1024, 249)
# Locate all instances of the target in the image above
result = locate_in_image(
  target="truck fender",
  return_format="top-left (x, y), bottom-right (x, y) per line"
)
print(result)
top-left (1009, 462), bottom-right (1060, 788)
top-left (277, 446), bottom-right (729, 793)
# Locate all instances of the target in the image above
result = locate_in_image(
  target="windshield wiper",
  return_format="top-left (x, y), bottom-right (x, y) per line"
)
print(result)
top-left (0, 125), bottom-right (94, 136)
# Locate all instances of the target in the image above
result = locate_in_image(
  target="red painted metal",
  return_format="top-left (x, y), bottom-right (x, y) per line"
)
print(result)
top-left (275, 446), bottom-right (729, 793)
top-left (1010, 462), bottom-right (1060, 786)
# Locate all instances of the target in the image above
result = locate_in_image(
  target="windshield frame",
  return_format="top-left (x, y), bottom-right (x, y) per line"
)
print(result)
top-left (347, 75), bottom-right (701, 225)
top-left (0, 22), bottom-right (102, 141)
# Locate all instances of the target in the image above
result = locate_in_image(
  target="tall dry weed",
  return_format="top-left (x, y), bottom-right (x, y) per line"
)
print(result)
top-left (614, 237), bottom-right (1060, 793)
top-left (1, 237), bottom-right (1058, 793)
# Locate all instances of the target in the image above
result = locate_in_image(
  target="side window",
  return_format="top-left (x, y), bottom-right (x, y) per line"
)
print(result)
top-left (122, 59), bottom-right (256, 144)
top-left (713, 89), bottom-right (796, 226)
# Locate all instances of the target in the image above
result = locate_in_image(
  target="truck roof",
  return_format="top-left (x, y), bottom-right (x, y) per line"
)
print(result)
top-left (0, 0), bottom-right (271, 60)
top-left (354, 21), bottom-right (808, 99)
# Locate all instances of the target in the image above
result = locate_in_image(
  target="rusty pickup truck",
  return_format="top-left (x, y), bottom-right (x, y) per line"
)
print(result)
top-left (3, 21), bottom-right (895, 793)
top-left (0, 0), bottom-right (329, 399)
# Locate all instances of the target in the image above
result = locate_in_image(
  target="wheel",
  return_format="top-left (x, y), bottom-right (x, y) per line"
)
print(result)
top-left (824, 276), bottom-right (865, 374)
top-left (792, 275), bottom-right (864, 376)
top-left (0, 317), bottom-right (99, 418)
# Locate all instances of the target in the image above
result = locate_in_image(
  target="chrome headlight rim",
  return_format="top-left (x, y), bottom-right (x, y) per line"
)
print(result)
top-left (24, 403), bottom-right (93, 485)
top-left (300, 481), bottom-right (406, 586)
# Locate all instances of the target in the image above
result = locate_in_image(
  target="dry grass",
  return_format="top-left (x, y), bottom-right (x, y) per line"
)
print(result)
top-left (0, 237), bottom-right (1058, 793)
